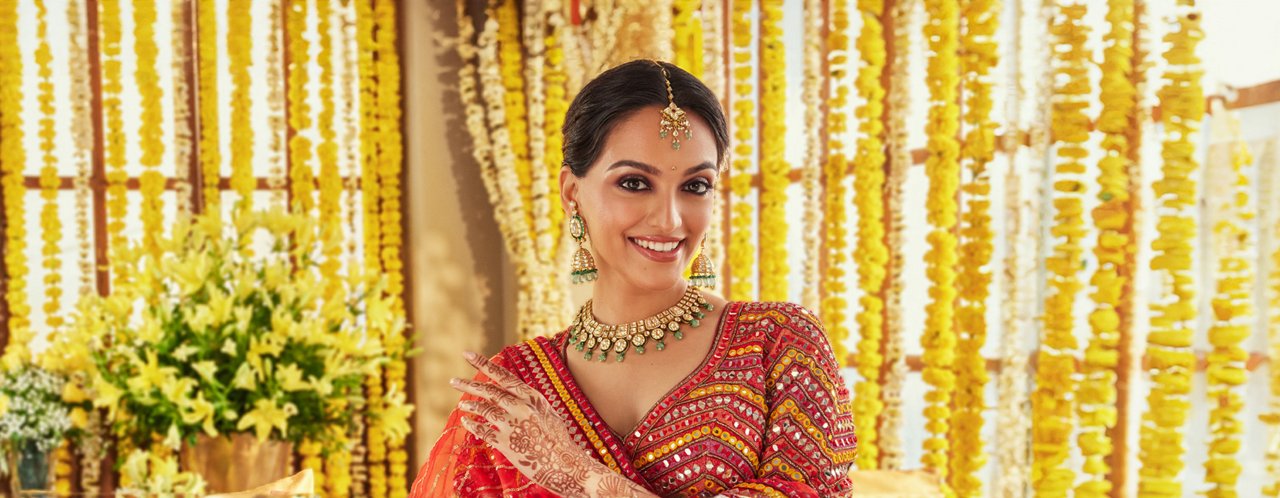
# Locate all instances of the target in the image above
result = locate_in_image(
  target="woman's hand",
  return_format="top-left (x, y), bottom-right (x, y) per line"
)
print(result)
top-left (451, 352), bottom-right (657, 498)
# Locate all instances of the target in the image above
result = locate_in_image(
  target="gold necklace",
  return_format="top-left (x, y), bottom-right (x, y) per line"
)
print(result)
top-left (569, 287), bottom-right (714, 362)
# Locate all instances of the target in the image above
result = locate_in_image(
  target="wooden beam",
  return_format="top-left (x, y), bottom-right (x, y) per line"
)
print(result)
top-left (182, 0), bottom-right (204, 215)
top-left (20, 175), bottom-right (356, 191)
top-left (846, 351), bottom-right (1273, 375)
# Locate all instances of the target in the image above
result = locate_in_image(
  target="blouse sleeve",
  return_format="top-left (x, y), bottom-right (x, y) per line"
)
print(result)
top-left (720, 303), bottom-right (859, 497)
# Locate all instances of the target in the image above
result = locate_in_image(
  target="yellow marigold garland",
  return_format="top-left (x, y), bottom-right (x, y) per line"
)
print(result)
top-left (317, 0), bottom-right (343, 278)
top-left (1203, 103), bottom-right (1253, 498)
top-left (287, 0), bottom-right (315, 214)
top-left (820, 0), bottom-right (851, 367)
top-left (197, 0), bottom-right (220, 213)
top-left (496, 0), bottom-right (533, 240)
top-left (544, 6), bottom-right (567, 254)
top-left (1137, 3), bottom-right (1203, 496)
top-left (1033, 3), bottom-right (1091, 496)
top-left (728, 0), bottom-right (755, 301)
top-left (920, 0), bottom-right (960, 486)
top-left (879, 0), bottom-right (914, 469)
top-left (673, 0), bottom-right (703, 77)
top-left (374, 0), bottom-right (411, 494)
top-left (228, 0), bottom-right (255, 211)
top-left (35, 0), bottom-right (62, 334)
top-left (355, 0), bottom-right (387, 494)
top-left (950, 0), bottom-right (998, 492)
top-left (757, 0), bottom-right (788, 302)
top-left (1, 0), bottom-right (29, 373)
top-left (1077, 1), bottom-right (1136, 496)
top-left (134, 0), bottom-right (165, 257)
top-left (852, 0), bottom-right (887, 471)
top-left (101, 0), bottom-right (128, 280)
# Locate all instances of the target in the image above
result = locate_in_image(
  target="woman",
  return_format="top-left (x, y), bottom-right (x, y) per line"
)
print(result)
top-left (411, 60), bottom-right (857, 497)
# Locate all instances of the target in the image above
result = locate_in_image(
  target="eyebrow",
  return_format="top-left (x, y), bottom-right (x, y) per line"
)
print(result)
top-left (606, 160), bottom-right (718, 176)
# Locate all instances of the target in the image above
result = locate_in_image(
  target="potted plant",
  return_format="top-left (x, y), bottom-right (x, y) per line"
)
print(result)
top-left (0, 365), bottom-right (73, 494)
top-left (54, 208), bottom-right (412, 493)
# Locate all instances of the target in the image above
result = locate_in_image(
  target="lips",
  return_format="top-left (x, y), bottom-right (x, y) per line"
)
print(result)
top-left (629, 237), bottom-right (684, 263)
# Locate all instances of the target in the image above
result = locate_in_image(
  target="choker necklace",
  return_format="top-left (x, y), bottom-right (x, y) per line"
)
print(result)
top-left (568, 287), bottom-right (714, 363)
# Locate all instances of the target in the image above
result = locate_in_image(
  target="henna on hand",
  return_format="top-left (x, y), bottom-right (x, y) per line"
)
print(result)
top-left (451, 353), bottom-right (659, 498)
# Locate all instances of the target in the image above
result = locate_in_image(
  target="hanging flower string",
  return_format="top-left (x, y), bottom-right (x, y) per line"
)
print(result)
top-left (197, 0), bottom-right (220, 213)
top-left (799, 0), bottom-right (823, 312)
top-left (758, 0), bottom-right (789, 302)
top-left (879, 0), bottom-right (915, 469)
top-left (728, 0), bottom-right (755, 301)
top-left (1203, 102), bottom-right (1254, 498)
top-left (819, 0), bottom-right (851, 368)
top-left (950, 0), bottom-right (998, 492)
top-left (920, 0), bottom-right (960, 486)
top-left (852, 0), bottom-right (888, 471)
top-left (1077, 1), bottom-right (1137, 495)
top-left (1137, 2), bottom-right (1203, 496)
top-left (134, 0), bottom-right (165, 257)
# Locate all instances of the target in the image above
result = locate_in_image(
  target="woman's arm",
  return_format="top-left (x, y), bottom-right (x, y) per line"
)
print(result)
top-left (717, 304), bottom-right (859, 497)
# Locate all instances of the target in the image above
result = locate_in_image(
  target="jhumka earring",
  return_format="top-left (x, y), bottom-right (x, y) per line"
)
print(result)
top-left (688, 237), bottom-right (716, 288)
top-left (654, 61), bottom-right (692, 152)
top-left (569, 202), bottom-right (598, 284)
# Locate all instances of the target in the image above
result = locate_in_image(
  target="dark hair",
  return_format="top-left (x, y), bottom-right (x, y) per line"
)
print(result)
top-left (561, 60), bottom-right (729, 177)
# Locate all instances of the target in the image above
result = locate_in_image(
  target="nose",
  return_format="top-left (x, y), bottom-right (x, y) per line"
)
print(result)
top-left (648, 191), bottom-right (682, 234)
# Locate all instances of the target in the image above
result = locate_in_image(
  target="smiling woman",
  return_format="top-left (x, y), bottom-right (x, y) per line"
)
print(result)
top-left (410, 60), bottom-right (858, 497)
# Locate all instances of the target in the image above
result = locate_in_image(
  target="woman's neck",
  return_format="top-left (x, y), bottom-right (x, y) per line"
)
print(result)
top-left (589, 277), bottom-right (688, 325)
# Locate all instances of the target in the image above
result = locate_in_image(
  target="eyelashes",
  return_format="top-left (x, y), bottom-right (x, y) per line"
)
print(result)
top-left (617, 176), bottom-right (714, 195)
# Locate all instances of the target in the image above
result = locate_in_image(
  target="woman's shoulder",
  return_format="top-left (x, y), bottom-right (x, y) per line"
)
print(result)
top-left (731, 300), bottom-right (825, 334)
top-left (730, 300), bottom-right (840, 367)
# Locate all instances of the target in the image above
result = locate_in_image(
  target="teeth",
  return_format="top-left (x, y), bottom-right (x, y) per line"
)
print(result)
top-left (633, 239), bottom-right (680, 253)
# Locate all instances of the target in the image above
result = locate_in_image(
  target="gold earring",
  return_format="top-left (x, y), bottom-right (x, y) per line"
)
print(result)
top-left (688, 237), bottom-right (716, 288)
top-left (569, 202), bottom-right (598, 284)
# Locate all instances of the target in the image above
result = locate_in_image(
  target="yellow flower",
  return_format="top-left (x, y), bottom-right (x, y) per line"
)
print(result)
top-left (378, 386), bottom-right (415, 443)
top-left (180, 391), bottom-right (218, 436)
top-left (192, 361), bottom-right (218, 381)
top-left (232, 363), bottom-right (257, 391)
top-left (91, 375), bottom-right (123, 415)
top-left (128, 350), bottom-right (174, 397)
top-left (0, 393), bottom-right (8, 416)
top-left (276, 363), bottom-right (312, 392)
top-left (69, 407), bottom-right (89, 429)
top-left (237, 397), bottom-right (291, 442)
top-left (62, 381), bottom-right (89, 403)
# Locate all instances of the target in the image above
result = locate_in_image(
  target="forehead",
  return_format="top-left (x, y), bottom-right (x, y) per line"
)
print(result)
top-left (591, 105), bottom-right (719, 173)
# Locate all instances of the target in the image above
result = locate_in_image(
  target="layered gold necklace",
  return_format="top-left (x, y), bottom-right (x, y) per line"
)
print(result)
top-left (569, 286), bottom-right (714, 362)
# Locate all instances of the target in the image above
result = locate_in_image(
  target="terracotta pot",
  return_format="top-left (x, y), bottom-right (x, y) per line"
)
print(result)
top-left (179, 433), bottom-right (293, 494)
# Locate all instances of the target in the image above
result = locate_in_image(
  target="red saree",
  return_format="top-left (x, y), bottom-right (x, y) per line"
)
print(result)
top-left (410, 301), bottom-right (858, 497)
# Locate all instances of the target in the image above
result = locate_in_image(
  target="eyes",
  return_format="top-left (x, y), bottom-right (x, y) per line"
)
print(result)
top-left (618, 176), bottom-right (714, 196)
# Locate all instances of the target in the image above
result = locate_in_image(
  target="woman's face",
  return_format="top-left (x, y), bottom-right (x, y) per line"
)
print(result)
top-left (561, 105), bottom-right (719, 294)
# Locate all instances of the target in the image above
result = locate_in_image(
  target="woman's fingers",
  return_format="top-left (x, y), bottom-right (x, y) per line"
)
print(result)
top-left (464, 352), bottom-right (532, 395)
top-left (451, 378), bottom-right (521, 408)
top-left (459, 416), bottom-right (498, 446)
top-left (459, 398), bottom-right (509, 422)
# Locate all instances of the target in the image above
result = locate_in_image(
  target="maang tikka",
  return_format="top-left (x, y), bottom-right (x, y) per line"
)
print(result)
top-left (568, 201), bottom-right (599, 284)
top-left (654, 61), bottom-right (692, 151)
